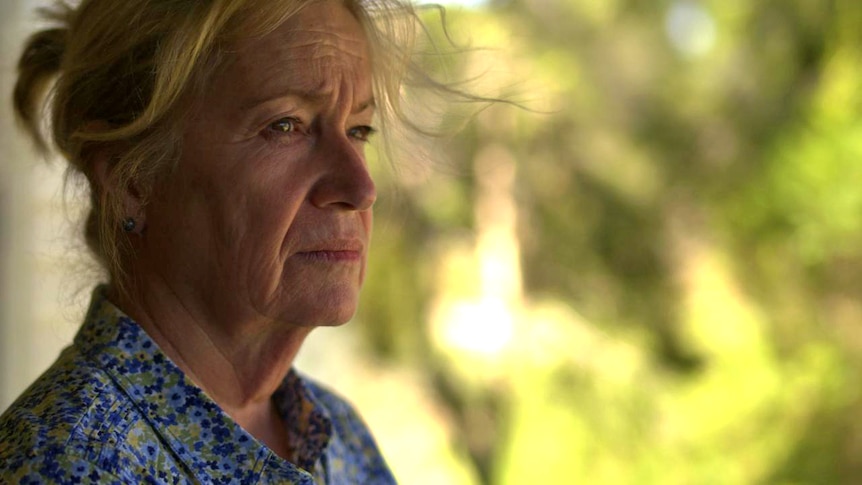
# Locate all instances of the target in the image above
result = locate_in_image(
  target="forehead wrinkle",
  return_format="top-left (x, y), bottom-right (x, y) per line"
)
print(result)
top-left (280, 30), bottom-right (368, 66)
top-left (224, 3), bottom-right (372, 115)
top-left (258, 52), bottom-right (369, 106)
top-left (247, 30), bottom-right (368, 86)
top-left (283, 42), bottom-right (367, 64)
top-left (250, 57), bottom-right (368, 107)
top-left (287, 28), bottom-right (366, 46)
top-left (234, 61), bottom-right (372, 116)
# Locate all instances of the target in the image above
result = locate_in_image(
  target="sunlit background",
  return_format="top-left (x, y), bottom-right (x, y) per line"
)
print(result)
top-left (3, 0), bottom-right (862, 483)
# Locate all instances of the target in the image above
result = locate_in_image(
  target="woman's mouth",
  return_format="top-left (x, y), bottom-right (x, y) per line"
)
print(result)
top-left (296, 250), bottom-right (362, 262)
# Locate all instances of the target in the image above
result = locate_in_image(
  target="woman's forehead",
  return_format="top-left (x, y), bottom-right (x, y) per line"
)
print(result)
top-left (224, 1), bottom-right (372, 104)
top-left (236, 0), bottom-right (367, 65)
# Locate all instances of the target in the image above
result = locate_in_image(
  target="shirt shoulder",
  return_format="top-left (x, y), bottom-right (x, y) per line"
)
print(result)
top-left (0, 346), bottom-right (185, 484)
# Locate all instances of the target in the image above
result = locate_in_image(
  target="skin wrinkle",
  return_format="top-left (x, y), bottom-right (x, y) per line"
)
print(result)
top-left (246, 29), bottom-right (367, 101)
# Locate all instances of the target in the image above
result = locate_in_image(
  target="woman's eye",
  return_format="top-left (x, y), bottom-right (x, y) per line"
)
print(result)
top-left (348, 125), bottom-right (377, 142)
top-left (268, 117), bottom-right (300, 134)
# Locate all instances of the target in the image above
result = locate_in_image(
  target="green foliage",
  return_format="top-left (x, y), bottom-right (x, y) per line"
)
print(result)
top-left (358, 0), bottom-right (862, 482)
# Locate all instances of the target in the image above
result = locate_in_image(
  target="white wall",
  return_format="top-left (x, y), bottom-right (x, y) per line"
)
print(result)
top-left (0, 0), bottom-right (82, 412)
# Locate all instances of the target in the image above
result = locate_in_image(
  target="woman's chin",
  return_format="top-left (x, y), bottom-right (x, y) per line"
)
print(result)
top-left (274, 286), bottom-right (361, 328)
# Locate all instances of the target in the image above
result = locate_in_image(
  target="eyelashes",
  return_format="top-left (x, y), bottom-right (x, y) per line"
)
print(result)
top-left (264, 116), bottom-right (376, 143)
top-left (347, 125), bottom-right (377, 142)
top-left (268, 117), bottom-right (299, 134)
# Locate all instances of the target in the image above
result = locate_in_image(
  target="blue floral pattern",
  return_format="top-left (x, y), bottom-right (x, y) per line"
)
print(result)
top-left (0, 288), bottom-right (396, 484)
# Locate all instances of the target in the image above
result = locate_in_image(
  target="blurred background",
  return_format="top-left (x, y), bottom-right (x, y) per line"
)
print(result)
top-left (3, 0), bottom-right (862, 483)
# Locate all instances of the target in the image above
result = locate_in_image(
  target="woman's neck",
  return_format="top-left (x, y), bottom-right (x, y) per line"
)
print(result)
top-left (109, 281), bottom-right (311, 458)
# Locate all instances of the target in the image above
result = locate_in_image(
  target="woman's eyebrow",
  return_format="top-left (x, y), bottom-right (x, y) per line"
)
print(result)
top-left (352, 98), bottom-right (375, 114)
top-left (239, 90), bottom-right (375, 115)
top-left (239, 90), bottom-right (322, 112)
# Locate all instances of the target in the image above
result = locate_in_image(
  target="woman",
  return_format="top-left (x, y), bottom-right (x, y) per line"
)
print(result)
top-left (0, 0), bottom-right (428, 482)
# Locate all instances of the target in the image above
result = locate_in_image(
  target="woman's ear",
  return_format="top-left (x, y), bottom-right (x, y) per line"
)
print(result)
top-left (91, 149), bottom-right (146, 234)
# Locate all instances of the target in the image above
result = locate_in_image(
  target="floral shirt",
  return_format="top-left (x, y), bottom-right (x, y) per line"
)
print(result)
top-left (0, 288), bottom-right (396, 484)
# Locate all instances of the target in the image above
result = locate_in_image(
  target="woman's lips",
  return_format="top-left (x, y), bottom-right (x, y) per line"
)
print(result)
top-left (294, 239), bottom-right (364, 262)
top-left (295, 250), bottom-right (362, 262)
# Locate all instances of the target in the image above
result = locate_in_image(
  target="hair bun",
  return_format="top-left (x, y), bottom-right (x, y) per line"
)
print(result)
top-left (13, 26), bottom-right (67, 153)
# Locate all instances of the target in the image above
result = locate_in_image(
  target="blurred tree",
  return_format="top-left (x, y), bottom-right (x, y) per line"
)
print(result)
top-left (357, 0), bottom-right (862, 482)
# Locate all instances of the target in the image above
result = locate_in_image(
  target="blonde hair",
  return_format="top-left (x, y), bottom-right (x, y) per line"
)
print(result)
top-left (14, 0), bottom-right (432, 296)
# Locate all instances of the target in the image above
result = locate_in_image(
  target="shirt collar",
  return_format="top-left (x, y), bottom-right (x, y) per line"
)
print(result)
top-left (75, 286), bottom-right (333, 482)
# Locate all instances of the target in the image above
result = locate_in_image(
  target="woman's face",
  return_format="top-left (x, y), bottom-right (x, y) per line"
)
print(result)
top-left (139, 0), bottom-right (376, 330)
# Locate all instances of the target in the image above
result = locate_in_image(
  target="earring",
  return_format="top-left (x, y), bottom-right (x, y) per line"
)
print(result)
top-left (122, 217), bottom-right (136, 233)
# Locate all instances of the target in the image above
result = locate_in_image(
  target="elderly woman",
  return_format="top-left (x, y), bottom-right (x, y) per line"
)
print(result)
top-left (0, 0), bottom-right (430, 482)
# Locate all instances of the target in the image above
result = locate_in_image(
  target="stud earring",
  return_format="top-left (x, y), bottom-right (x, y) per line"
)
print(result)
top-left (122, 217), bottom-right (136, 233)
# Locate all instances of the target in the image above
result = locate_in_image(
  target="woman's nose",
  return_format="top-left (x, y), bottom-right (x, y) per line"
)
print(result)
top-left (309, 134), bottom-right (377, 211)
